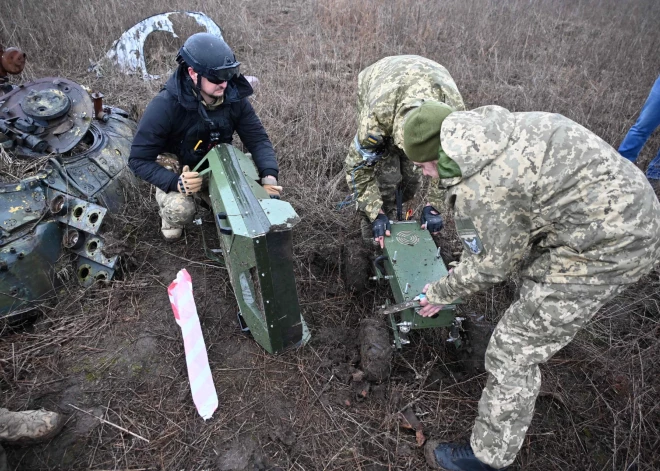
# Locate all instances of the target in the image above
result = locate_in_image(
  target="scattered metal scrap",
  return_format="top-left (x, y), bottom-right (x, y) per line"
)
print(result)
top-left (0, 77), bottom-right (137, 319)
top-left (105, 11), bottom-right (223, 79)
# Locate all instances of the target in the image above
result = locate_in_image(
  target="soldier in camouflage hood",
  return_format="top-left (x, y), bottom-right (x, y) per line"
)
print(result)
top-left (343, 55), bottom-right (464, 247)
top-left (403, 103), bottom-right (660, 470)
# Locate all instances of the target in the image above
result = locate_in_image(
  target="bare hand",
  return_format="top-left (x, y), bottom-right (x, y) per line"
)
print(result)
top-left (177, 165), bottom-right (203, 195)
top-left (263, 184), bottom-right (283, 199)
top-left (418, 283), bottom-right (445, 317)
top-left (261, 176), bottom-right (283, 199)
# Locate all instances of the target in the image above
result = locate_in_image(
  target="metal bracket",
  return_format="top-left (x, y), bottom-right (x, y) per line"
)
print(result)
top-left (70, 235), bottom-right (117, 268)
top-left (76, 258), bottom-right (114, 287)
top-left (397, 321), bottom-right (412, 334)
top-left (53, 194), bottom-right (107, 235)
top-left (447, 316), bottom-right (465, 346)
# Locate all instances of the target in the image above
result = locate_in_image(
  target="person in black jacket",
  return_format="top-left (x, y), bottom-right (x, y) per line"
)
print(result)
top-left (129, 33), bottom-right (281, 239)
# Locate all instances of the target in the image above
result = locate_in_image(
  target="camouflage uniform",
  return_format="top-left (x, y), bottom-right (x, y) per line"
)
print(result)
top-left (344, 55), bottom-right (464, 240)
top-left (153, 153), bottom-right (195, 227)
top-left (0, 407), bottom-right (65, 471)
top-left (423, 106), bottom-right (660, 468)
top-left (154, 153), bottom-right (211, 229)
top-left (155, 188), bottom-right (197, 227)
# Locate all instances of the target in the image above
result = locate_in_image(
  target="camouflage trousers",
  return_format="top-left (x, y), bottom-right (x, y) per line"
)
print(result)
top-left (153, 152), bottom-right (198, 228)
top-left (360, 173), bottom-right (447, 247)
top-left (376, 147), bottom-right (421, 215)
top-left (470, 280), bottom-right (625, 468)
top-left (155, 189), bottom-right (198, 227)
top-left (358, 148), bottom-right (422, 243)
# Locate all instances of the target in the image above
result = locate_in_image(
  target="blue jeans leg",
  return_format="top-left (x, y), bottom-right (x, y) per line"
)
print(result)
top-left (645, 148), bottom-right (660, 180)
top-left (618, 75), bottom-right (660, 169)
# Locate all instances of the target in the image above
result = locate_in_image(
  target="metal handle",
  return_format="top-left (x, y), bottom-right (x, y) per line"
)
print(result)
top-left (217, 213), bottom-right (232, 235)
top-left (374, 255), bottom-right (388, 276)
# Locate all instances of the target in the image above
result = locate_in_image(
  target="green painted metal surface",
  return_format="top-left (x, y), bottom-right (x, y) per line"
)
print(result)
top-left (195, 145), bottom-right (309, 354)
top-left (0, 77), bottom-right (138, 320)
top-left (0, 221), bottom-right (63, 315)
top-left (380, 221), bottom-right (459, 345)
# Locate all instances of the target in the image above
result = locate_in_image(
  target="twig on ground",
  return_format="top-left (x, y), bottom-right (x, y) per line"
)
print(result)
top-left (68, 404), bottom-right (150, 443)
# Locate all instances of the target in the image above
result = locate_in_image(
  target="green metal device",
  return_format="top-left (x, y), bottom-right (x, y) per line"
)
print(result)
top-left (194, 145), bottom-right (309, 354)
top-left (373, 221), bottom-right (462, 349)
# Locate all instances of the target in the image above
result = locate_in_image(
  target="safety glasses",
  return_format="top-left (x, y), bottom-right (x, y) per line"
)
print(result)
top-left (204, 65), bottom-right (240, 84)
top-left (205, 76), bottom-right (227, 85)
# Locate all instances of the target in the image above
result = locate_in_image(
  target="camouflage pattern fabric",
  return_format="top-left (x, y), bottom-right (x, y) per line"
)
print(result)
top-left (344, 55), bottom-right (465, 222)
top-left (156, 152), bottom-right (181, 173)
top-left (376, 146), bottom-right (421, 215)
top-left (418, 105), bottom-right (660, 467)
top-left (357, 175), bottom-right (446, 245)
top-left (155, 188), bottom-right (196, 227)
top-left (471, 281), bottom-right (624, 468)
top-left (0, 407), bottom-right (64, 443)
top-left (154, 153), bottom-right (208, 227)
top-left (425, 105), bottom-right (660, 305)
top-left (425, 179), bottom-right (447, 214)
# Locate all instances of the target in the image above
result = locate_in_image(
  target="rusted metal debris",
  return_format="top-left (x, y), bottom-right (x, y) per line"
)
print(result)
top-left (400, 407), bottom-right (426, 447)
top-left (0, 77), bottom-right (137, 318)
top-left (0, 46), bottom-right (26, 78)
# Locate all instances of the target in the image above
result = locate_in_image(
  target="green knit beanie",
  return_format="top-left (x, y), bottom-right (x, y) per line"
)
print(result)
top-left (403, 101), bottom-right (454, 162)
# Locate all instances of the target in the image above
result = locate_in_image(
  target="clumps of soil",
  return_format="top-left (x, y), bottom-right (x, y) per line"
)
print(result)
top-left (341, 239), bottom-right (372, 295)
top-left (359, 318), bottom-right (393, 382)
top-left (215, 436), bottom-right (270, 471)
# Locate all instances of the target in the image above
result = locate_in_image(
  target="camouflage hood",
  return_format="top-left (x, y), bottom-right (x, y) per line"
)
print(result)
top-left (356, 55), bottom-right (466, 150)
top-left (424, 105), bottom-right (660, 308)
top-left (345, 54), bottom-right (465, 222)
top-left (438, 106), bottom-right (515, 188)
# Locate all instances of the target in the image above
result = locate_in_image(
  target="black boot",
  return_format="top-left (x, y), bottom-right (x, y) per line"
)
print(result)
top-left (424, 441), bottom-right (507, 471)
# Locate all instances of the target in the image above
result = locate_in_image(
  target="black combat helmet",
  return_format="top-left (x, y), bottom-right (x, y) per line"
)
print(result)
top-left (176, 33), bottom-right (241, 84)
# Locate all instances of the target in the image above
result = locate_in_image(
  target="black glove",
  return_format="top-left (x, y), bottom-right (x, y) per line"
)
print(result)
top-left (372, 213), bottom-right (391, 239)
top-left (421, 205), bottom-right (443, 234)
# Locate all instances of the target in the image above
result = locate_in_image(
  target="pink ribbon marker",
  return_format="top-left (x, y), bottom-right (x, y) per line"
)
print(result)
top-left (168, 269), bottom-right (218, 420)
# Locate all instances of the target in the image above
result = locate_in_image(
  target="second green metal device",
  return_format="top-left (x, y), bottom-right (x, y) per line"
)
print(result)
top-left (194, 145), bottom-right (309, 354)
top-left (373, 221), bottom-right (462, 348)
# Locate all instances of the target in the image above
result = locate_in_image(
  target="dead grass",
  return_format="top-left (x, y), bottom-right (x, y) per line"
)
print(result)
top-left (1, 0), bottom-right (660, 469)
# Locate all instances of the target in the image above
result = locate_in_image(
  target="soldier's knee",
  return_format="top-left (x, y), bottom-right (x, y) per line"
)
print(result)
top-left (483, 330), bottom-right (519, 380)
top-left (377, 172), bottom-right (402, 192)
top-left (157, 191), bottom-right (196, 227)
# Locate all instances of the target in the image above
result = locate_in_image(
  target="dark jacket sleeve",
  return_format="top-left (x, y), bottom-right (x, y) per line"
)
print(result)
top-left (234, 98), bottom-right (279, 179)
top-left (128, 94), bottom-right (181, 192)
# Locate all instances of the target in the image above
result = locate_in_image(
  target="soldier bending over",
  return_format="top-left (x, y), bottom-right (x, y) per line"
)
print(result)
top-left (401, 102), bottom-right (660, 470)
top-left (343, 55), bottom-right (465, 247)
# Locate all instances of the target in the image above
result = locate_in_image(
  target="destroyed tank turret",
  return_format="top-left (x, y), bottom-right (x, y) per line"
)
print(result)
top-left (0, 78), bottom-right (137, 319)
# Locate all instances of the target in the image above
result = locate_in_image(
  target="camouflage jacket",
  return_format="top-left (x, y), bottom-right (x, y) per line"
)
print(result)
top-left (426, 106), bottom-right (660, 304)
top-left (344, 55), bottom-right (465, 221)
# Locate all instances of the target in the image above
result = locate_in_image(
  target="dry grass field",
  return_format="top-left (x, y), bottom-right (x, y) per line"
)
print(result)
top-left (1, 0), bottom-right (660, 469)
